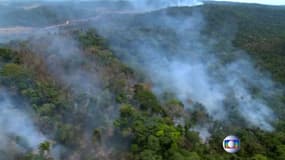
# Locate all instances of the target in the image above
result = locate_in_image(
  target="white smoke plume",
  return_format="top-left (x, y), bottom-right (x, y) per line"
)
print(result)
top-left (0, 0), bottom-right (280, 145)
top-left (125, 0), bottom-right (204, 10)
top-left (22, 26), bottom-right (121, 159)
top-left (93, 6), bottom-right (277, 131)
top-left (0, 89), bottom-right (46, 159)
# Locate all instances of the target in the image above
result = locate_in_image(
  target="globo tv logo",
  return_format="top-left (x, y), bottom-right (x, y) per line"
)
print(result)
top-left (223, 135), bottom-right (240, 153)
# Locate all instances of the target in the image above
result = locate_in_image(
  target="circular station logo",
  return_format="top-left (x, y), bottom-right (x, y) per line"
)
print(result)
top-left (223, 135), bottom-right (240, 153)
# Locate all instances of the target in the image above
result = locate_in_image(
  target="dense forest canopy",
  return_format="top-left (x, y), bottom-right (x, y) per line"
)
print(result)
top-left (0, 1), bottom-right (284, 160)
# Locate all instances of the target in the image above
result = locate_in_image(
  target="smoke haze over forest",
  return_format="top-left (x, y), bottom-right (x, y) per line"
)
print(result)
top-left (0, 0), bottom-right (284, 160)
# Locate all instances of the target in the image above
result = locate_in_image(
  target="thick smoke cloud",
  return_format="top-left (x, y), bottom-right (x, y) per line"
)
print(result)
top-left (29, 34), bottom-right (102, 96)
top-left (93, 6), bottom-right (277, 131)
top-left (0, 89), bottom-right (45, 159)
top-left (23, 27), bottom-right (121, 159)
top-left (0, 1), bottom-right (122, 157)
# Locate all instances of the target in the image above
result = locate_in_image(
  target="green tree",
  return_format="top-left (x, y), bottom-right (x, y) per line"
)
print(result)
top-left (0, 63), bottom-right (32, 89)
top-left (138, 150), bottom-right (162, 160)
top-left (39, 141), bottom-right (51, 155)
top-left (134, 84), bottom-right (163, 113)
top-left (251, 154), bottom-right (268, 160)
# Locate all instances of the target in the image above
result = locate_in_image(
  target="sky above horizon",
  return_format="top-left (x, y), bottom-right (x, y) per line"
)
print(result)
top-left (214, 0), bottom-right (285, 5)
top-left (0, 0), bottom-right (284, 6)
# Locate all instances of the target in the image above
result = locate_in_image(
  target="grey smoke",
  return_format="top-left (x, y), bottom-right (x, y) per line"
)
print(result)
top-left (24, 27), bottom-right (120, 159)
top-left (191, 125), bottom-right (211, 142)
top-left (93, 5), bottom-right (277, 131)
top-left (0, 0), bottom-right (279, 148)
top-left (0, 89), bottom-right (45, 159)
top-left (125, 0), bottom-right (204, 10)
top-left (30, 34), bottom-right (102, 96)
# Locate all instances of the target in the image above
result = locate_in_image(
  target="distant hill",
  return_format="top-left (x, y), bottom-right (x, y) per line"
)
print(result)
top-left (202, 2), bottom-right (285, 83)
top-left (94, 2), bottom-right (285, 84)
